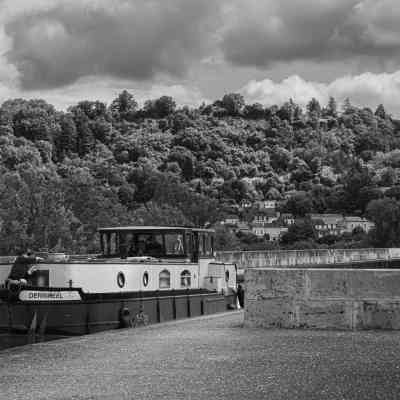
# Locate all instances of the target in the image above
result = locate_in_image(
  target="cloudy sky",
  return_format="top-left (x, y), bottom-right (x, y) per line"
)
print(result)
top-left (1, 0), bottom-right (400, 114)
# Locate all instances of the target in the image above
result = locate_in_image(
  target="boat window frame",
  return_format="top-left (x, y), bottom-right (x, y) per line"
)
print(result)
top-left (159, 269), bottom-right (171, 289)
top-left (180, 269), bottom-right (191, 288)
top-left (99, 227), bottom-right (215, 260)
top-left (193, 231), bottom-right (213, 258)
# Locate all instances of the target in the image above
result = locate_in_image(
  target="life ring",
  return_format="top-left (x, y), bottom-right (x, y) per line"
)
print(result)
top-left (119, 306), bottom-right (133, 328)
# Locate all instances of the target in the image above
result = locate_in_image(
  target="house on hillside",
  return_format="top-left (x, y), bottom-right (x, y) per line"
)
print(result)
top-left (239, 200), bottom-right (252, 209)
top-left (222, 215), bottom-right (240, 226)
top-left (309, 213), bottom-right (343, 238)
top-left (237, 222), bottom-right (252, 235)
top-left (253, 209), bottom-right (280, 225)
top-left (251, 224), bottom-right (288, 241)
top-left (338, 216), bottom-right (375, 234)
top-left (255, 200), bottom-right (277, 210)
top-left (279, 213), bottom-right (295, 226)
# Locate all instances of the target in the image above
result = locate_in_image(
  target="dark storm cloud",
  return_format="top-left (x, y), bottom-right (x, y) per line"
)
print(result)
top-left (5, 0), bottom-right (222, 89)
top-left (5, 0), bottom-right (400, 91)
top-left (221, 0), bottom-right (400, 67)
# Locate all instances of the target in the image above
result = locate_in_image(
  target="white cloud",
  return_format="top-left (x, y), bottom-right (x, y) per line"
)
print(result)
top-left (0, 75), bottom-right (208, 110)
top-left (241, 76), bottom-right (326, 108)
top-left (241, 71), bottom-right (400, 116)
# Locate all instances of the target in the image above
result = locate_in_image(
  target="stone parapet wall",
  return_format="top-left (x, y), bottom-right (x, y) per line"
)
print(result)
top-left (217, 248), bottom-right (400, 270)
top-left (245, 268), bottom-right (400, 330)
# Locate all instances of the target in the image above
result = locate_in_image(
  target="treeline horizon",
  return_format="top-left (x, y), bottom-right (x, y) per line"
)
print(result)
top-left (0, 91), bottom-right (400, 255)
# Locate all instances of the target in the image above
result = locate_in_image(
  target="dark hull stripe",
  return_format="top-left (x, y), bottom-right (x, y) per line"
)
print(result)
top-left (0, 293), bottom-right (237, 336)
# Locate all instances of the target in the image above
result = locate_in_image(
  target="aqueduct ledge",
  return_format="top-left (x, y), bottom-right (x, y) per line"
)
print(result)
top-left (245, 267), bottom-right (400, 330)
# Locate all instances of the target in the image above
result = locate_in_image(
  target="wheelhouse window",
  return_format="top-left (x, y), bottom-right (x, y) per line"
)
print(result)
top-left (101, 232), bottom-right (119, 257)
top-left (99, 228), bottom-right (214, 259)
top-left (118, 233), bottom-right (163, 257)
top-left (136, 234), bottom-right (163, 257)
top-left (185, 233), bottom-right (192, 258)
top-left (197, 232), bottom-right (213, 257)
top-left (123, 232), bottom-right (135, 257)
top-left (164, 233), bottom-right (184, 255)
top-left (109, 232), bottom-right (118, 255)
top-left (180, 270), bottom-right (191, 288)
top-left (204, 234), bottom-right (213, 256)
top-left (159, 269), bottom-right (171, 289)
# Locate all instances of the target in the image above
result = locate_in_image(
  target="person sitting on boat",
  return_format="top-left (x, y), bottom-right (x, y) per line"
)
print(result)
top-left (145, 236), bottom-right (163, 257)
top-left (137, 240), bottom-right (146, 256)
top-left (174, 236), bottom-right (184, 254)
top-left (6, 249), bottom-right (42, 287)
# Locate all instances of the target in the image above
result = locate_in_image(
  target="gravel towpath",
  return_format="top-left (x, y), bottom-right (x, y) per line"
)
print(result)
top-left (1, 310), bottom-right (400, 399)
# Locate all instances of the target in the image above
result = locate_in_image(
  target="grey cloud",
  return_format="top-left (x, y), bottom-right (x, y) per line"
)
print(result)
top-left (5, 0), bottom-right (222, 89)
top-left (221, 0), bottom-right (400, 68)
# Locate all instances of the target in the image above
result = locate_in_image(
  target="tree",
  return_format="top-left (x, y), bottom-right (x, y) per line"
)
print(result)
top-left (110, 90), bottom-right (138, 121)
top-left (70, 101), bottom-right (107, 120)
top-left (171, 112), bottom-right (192, 133)
top-left (243, 103), bottom-right (265, 119)
top-left (283, 192), bottom-right (313, 217)
top-left (375, 104), bottom-right (387, 119)
top-left (118, 184), bottom-right (136, 209)
top-left (57, 113), bottom-right (78, 158)
top-left (75, 113), bottom-right (95, 156)
top-left (90, 117), bottom-right (113, 144)
top-left (306, 98), bottom-right (321, 118)
top-left (214, 225), bottom-right (241, 250)
top-left (221, 93), bottom-right (245, 116)
top-left (342, 97), bottom-right (356, 114)
top-left (12, 100), bottom-right (60, 143)
top-left (278, 99), bottom-right (299, 122)
top-left (270, 146), bottom-right (291, 172)
top-left (143, 96), bottom-right (176, 118)
top-left (127, 167), bottom-right (159, 207)
top-left (168, 146), bottom-right (196, 180)
top-left (367, 198), bottom-right (400, 246)
top-left (132, 203), bottom-right (189, 226)
top-left (280, 220), bottom-right (316, 245)
top-left (342, 163), bottom-right (375, 213)
top-left (325, 96), bottom-right (338, 117)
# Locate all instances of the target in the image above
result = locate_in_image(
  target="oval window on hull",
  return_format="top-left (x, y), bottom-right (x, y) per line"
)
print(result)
top-left (143, 271), bottom-right (149, 287)
top-left (117, 271), bottom-right (126, 288)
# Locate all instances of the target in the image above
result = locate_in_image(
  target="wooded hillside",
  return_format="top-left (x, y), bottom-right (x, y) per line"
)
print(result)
top-left (0, 92), bottom-right (399, 254)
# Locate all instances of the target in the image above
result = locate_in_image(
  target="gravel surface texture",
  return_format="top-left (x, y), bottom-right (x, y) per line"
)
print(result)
top-left (1, 311), bottom-right (400, 399)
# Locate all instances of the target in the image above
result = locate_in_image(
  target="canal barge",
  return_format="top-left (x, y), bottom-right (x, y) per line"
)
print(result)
top-left (0, 226), bottom-right (237, 335)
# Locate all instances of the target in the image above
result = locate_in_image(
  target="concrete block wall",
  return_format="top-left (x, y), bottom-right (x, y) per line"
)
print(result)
top-left (245, 268), bottom-right (400, 330)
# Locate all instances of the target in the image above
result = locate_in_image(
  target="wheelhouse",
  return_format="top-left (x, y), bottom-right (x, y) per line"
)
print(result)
top-left (98, 226), bottom-right (215, 261)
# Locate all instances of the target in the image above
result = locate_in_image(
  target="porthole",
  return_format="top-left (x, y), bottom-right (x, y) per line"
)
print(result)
top-left (117, 271), bottom-right (126, 288)
top-left (225, 270), bottom-right (230, 283)
top-left (143, 271), bottom-right (149, 287)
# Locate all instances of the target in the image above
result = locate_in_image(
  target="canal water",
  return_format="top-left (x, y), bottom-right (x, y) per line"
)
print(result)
top-left (0, 334), bottom-right (69, 351)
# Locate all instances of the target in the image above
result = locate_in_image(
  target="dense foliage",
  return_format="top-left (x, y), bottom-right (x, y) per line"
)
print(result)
top-left (0, 92), bottom-right (400, 254)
